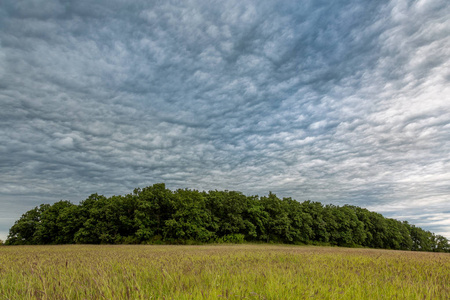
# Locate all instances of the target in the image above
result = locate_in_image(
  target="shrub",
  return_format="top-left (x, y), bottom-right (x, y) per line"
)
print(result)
top-left (217, 234), bottom-right (245, 244)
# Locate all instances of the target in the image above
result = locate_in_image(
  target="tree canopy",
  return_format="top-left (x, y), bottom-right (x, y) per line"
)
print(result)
top-left (6, 183), bottom-right (450, 252)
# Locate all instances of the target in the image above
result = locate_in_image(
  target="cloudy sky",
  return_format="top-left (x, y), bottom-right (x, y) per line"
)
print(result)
top-left (1, 0), bottom-right (450, 241)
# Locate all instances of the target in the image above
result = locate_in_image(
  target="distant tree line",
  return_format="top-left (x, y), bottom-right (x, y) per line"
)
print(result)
top-left (5, 183), bottom-right (450, 252)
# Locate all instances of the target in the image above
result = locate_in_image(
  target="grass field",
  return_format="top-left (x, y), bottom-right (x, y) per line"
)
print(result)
top-left (0, 244), bottom-right (448, 299)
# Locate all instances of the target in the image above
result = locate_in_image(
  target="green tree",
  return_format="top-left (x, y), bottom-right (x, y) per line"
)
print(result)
top-left (367, 212), bottom-right (388, 249)
top-left (283, 197), bottom-right (313, 244)
top-left (245, 196), bottom-right (269, 241)
top-left (73, 193), bottom-right (108, 244)
top-left (6, 204), bottom-right (49, 245)
top-left (434, 235), bottom-right (450, 252)
top-left (409, 225), bottom-right (433, 252)
top-left (205, 190), bottom-right (255, 240)
top-left (325, 205), bottom-right (366, 247)
top-left (5, 183), bottom-right (448, 251)
top-left (351, 206), bottom-right (373, 247)
top-left (300, 201), bottom-right (329, 243)
top-left (33, 200), bottom-right (76, 244)
top-left (163, 189), bottom-right (214, 243)
top-left (134, 183), bottom-right (174, 240)
top-left (397, 221), bottom-right (413, 250)
top-left (260, 192), bottom-right (291, 243)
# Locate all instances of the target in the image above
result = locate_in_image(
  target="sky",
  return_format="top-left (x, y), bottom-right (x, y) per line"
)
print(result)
top-left (1, 0), bottom-right (450, 242)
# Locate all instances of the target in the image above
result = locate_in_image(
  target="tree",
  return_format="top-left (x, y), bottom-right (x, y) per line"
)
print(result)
top-left (245, 196), bottom-right (268, 241)
top-left (33, 200), bottom-right (76, 244)
top-left (6, 204), bottom-right (49, 245)
top-left (409, 225), bottom-right (433, 252)
top-left (398, 221), bottom-right (413, 250)
top-left (283, 197), bottom-right (313, 244)
top-left (205, 190), bottom-right (253, 239)
top-left (367, 212), bottom-right (388, 249)
top-left (5, 184), bottom-right (449, 251)
top-left (434, 235), bottom-right (450, 252)
top-left (134, 183), bottom-right (174, 240)
top-left (300, 201), bottom-right (329, 243)
top-left (325, 205), bottom-right (366, 247)
top-left (163, 189), bottom-right (215, 243)
top-left (73, 193), bottom-right (109, 244)
top-left (260, 192), bottom-right (291, 243)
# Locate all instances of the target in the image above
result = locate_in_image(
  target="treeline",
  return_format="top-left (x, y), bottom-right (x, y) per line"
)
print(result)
top-left (6, 183), bottom-right (450, 252)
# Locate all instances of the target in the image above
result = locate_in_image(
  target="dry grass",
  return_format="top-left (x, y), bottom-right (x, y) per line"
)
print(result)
top-left (0, 244), bottom-right (449, 299)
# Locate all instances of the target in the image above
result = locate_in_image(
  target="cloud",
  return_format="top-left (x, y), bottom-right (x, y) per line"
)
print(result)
top-left (1, 0), bottom-right (449, 240)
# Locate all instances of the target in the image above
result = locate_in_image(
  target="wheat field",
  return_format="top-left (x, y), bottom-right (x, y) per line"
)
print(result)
top-left (0, 244), bottom-right (449, 299)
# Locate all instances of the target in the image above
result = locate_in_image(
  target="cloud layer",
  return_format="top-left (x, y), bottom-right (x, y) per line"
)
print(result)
top-left (1, 0), bottom-right (450, 240)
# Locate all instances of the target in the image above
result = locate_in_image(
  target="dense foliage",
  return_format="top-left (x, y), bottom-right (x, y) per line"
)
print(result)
top-left (6, 183), bottom-right (450, 252)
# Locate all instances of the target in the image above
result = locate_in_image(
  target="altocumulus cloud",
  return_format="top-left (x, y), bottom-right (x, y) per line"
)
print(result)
top-left (1, 0), bottom-right (449, 240)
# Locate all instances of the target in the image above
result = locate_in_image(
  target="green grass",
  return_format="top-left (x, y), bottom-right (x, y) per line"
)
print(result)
top-left (0, 244), bottom-right (448, 299)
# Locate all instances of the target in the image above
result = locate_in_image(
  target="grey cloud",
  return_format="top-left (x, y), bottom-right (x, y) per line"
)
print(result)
top-left (1, 0), bottom-right (450, 240)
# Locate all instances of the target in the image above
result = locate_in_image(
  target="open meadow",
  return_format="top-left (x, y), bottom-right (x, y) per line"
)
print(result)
top-left (0, 244), bottom-right (449, 299)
